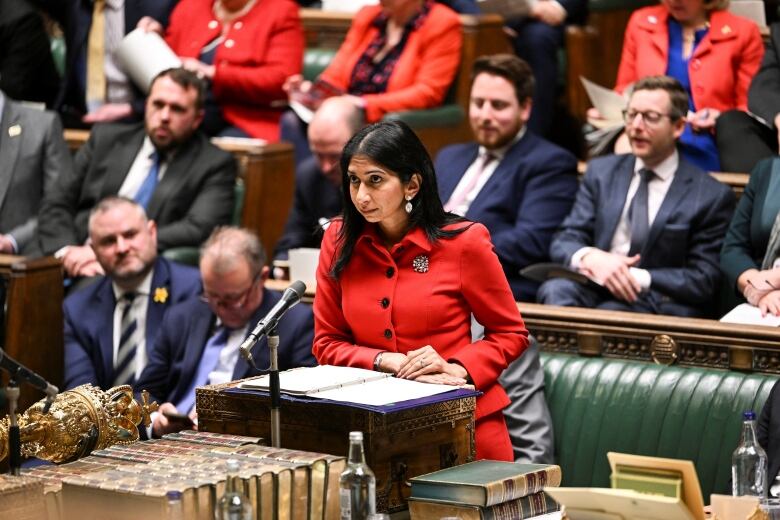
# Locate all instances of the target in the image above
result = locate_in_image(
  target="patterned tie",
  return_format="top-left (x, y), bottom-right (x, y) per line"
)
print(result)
top-left (86, 0), bottom-right (106, 109)
top-left (444, 153), bottom-right (496, 213)
top-left (175, 326), bottom-right (231, 415)
top-left (627, 168), bottom-right (655, 257)
top-left (113, 292), bottom-right (140, 387)
top-left (134, 151), bottom-right (162, 210)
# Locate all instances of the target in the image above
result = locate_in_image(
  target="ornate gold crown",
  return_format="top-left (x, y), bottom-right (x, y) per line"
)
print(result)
top-left (0, 384), bottom-right (157, 463)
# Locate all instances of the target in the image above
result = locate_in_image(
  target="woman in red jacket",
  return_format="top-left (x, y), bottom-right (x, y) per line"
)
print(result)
top-left (610, 0), bottom-right (763, 171)
top-left (140, 0), bottom-right (303, 141)
top-left (313, 120), bottom-right (529, 461)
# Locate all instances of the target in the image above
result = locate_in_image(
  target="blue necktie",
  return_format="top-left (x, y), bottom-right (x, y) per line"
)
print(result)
top-left (175, 326), bottom-right (231, 415)
top-left (627, 168), bottom-right (655, 258)
top-left (134, 151), bottom-right (162, 210)
top-left (113, 292), bottom-right (139, 387)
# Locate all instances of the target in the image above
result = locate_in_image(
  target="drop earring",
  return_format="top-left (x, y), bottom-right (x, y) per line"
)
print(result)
top-left (405, 195), bottom-right (413, 214)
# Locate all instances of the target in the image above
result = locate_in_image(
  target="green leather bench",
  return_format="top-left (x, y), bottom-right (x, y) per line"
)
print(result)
top-left (541, 351), bottom-right (778, 500)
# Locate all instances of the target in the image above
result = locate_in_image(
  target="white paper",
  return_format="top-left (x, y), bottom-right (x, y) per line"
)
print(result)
top-left (289, 100), bottom-right (315, 124)
top-left (288, 248), bottom-right (320, 290)
top-left (240, 365), bottom-right (388, 395)
top-left (720, 303), bottom-right (780, 327)
top-left (730, 1), bottom-right (766, 28)
top-left (116, 28), bottom-right (182, 94)
top-left (314, 376), bottom-right (459, 406)
top-left (581, 76), bottom-right (629, 129)
top-left (321, 0), bottom-right (377, 12)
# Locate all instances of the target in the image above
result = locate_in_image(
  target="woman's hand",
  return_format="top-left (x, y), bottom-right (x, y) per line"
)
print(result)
top-left (181, 57), bottom-right (215, 80)
top-left (137, 16), bottom-right (164, 35)
top-left (396, 345), bottom-right (469, 382)
top-left (740, 269), bottom-right (778, 306)
top-left (688, 108), bottom-right (720, 132)
top-left (758, 290), bottom-right (780, 317)
top-left (377, 352), bottom-right (408, 374)
top-left (416, 373), bottom-right (467, 386)
top-left (586, 107), bottom-right (604, 121)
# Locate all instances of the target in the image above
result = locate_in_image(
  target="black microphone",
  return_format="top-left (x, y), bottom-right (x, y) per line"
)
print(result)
top-left (239, 280), bottom-right (307, 363)
top-left (0, 347), bottom-right (58, 413)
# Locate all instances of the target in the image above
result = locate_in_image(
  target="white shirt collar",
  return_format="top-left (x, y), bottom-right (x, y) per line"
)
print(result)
top-left (634, 149), bottom-right (678, 182)
top-left (112, 267), bottom-right (154, 300)
top-left (478, 126), bottom-right (527, 161)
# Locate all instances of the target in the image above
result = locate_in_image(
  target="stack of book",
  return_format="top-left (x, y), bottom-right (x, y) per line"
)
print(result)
top-left (408, 460), bottom-right (562, 520)
top-left (22, 431), bottom-right (345, 520)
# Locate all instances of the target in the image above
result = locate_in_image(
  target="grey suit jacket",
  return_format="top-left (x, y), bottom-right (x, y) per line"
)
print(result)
top-left (38, 123), bottom-right (237, 254)
top-left (0, 98), bottom-right (72, 255)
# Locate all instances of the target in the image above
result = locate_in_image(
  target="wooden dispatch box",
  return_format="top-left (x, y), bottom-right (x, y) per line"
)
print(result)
top-left (196, 379), bottom-right (476, 512)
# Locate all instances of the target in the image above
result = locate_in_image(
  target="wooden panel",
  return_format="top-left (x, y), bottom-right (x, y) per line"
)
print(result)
top-left (517, 302), bottom-right (780, 373)
top-left (62, 131), bottom-right (295, 258)
top-left (0, 256), bottom-right (63, 411)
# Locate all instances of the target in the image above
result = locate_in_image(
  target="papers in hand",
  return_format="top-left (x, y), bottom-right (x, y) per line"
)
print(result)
top-left (288, 80), bottom-right (345, 124)
top-left (239, 365), bottom-right (462, 406)
top-left (720, 303), bottom-right (780, 327)
top-left (581, 76), bottom-right (629, 129)
top-left (116, 29), bottom-right (181, 93)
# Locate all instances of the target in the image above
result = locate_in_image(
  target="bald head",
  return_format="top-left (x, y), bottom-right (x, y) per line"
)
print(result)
top-left (307, 96), bottom-right (364, 184)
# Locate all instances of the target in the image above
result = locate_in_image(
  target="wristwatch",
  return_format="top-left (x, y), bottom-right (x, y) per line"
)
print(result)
top-left (373, 352), bottom-right (384, 372)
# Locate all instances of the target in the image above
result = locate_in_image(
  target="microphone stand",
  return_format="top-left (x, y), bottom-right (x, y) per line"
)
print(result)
top-left (268, 327), bottom-right (281, 448)
top-left (7, 378), bottom-right (20, 475)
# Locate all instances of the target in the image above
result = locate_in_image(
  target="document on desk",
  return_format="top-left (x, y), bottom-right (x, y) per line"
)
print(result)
top-left (720, 303), bottom-right (780, 327)
top-left (239, 365), bottom-right (460, 406)
top-left (581, 77), bottom-right (630, 129)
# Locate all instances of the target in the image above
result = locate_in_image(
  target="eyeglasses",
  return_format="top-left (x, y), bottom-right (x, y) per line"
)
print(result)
top-left (622, 109), bottom-right (674, 126)
top-left (201, 273), bottom-right (260, 309)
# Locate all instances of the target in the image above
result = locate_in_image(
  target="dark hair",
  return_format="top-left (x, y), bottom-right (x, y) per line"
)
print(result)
top-left (471, 54), bottom-right (534, 105)
top-left (632, 75), bottom-right (689, 121)
top-left (150, 67), bottom-right (207, 111)
top-left (331, 120), bottom-right (466, 278)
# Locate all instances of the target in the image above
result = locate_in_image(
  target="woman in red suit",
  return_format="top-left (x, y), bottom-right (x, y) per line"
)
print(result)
top-left (139, 0), bottom-right (303, 141)
top-left (610, 0), bottom-right (763, 171)
top-left (313, 120), bottom-right (529, 461)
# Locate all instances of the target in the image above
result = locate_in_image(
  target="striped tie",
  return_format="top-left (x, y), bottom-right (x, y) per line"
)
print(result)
top-left (113, 292), bottom-right (140, 387)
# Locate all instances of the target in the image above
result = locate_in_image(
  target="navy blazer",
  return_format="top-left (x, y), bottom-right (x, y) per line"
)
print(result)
top-left (63, 257), bottom-right (201, 390)
top-left (435, 132), bottom-right (578, 301)
top-left (759, 379), bottom-right (780, 487)
top-left (551, 154), bottom-right (735, 306)
top-left (36, 0), bottom-right (177, 119)
top-left (273, 156), bottom-right (342, 261)
top-left (136, 288), bottom-right (316, 406)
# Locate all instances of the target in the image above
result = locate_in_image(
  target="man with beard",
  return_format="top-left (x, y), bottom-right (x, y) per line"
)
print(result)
top-left (63, 197), bottom-right (201, 390)
top-left (435, 54), bottom-right (578, 302)
top-left (38, 68), bottom-right (237, 278)
top-left (538, 76), bottom-right (735, 317)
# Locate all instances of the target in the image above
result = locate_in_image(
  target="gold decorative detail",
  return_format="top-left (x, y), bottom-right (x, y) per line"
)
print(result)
top-left (153, 286), bottom-right (169, 303)
top-left (651, 334), bottom-right (678, 366)
top-left (0, 384), bottom-right (157, 463)
top-left (578, 331), bottom-right (603, 356)
top-left (680, 344), bottom-right (729, 369)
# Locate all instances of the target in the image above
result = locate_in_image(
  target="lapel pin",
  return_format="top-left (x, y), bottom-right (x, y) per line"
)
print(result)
top-left (648, 15), bottom-right (657, 24)
top-left (412, 255), bottom-right (429, 273)
top-left (722, 25), bottom-right (732, 34)
top-left (8, 124), bottom-right (21, 137)
top-left (153, 287), bottom-right (169, 303)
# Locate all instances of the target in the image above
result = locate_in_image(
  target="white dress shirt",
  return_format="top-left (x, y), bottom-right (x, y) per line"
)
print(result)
top-left (111, 268), bottom-right (153, 380)
top-left (117, 137), bottom-right (170, 199)
top-left (571, 150), bottom-right (680, 290)
top-left (207, 323), bottom-right (251, 386)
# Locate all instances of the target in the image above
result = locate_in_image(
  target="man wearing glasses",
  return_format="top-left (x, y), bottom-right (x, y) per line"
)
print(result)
top-left (63, 196), bottom-right (201, 391)
top-left (137, 226), bottom-right (315, 437)
top-left (537, 75), bottom-right (735, 317)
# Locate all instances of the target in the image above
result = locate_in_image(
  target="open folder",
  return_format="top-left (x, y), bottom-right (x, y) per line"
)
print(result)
top-left (544, 487), bottom-right (696, 520)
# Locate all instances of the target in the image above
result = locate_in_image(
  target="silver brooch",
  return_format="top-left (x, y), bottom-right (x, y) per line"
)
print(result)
top-left (412, 255), bottom-right (429, 273)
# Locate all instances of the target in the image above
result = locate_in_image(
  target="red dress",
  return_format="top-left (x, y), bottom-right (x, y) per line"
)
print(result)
top-left (165, 0), bottom-right (304, 141)
top-left (313, 220), bottom-right (529, 460)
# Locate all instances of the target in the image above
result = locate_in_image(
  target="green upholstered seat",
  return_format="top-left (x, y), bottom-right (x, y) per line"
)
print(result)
top-left (162, 179), bottom-right (245, 266)
top-left (541, 352), bottom-right (777, 499)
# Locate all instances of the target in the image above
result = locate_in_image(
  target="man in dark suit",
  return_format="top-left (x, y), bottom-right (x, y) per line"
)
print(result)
top-left (137, 227), bottom-right (316, 437)
top-left (272, 97), bottom-right (357, 268)
top-left (759, 379), bottom-right (780, 495)
top-left (0, 90), bottom-right (72, 256)
top-left (717, 23), bottom-right (780, 173)
top-left (35, 0), bottom-right (177, 126)
top-left (435, 54), bottom-right (578, 302)
top-left (39, 68), bottom-right (237, 278)
top-left (64, 197), bottom-right (201, 390)
top-left (538, 76), bottom-right (735, 317)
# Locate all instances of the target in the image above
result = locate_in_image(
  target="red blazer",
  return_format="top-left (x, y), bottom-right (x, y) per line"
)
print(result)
top-left (313, 220), bottom-right (528, 428)
top-left (318, 3), bottom-right (462, 123)
top-left (615, 5), bottom-right (763, 112)
top-left (165, 0), bottom-right (304, 141)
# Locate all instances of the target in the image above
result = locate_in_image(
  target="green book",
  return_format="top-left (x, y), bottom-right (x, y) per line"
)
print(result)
top-left (409, 461), bottom-right (562, 507)
top-left (409, 491), bottom-right (560, 520)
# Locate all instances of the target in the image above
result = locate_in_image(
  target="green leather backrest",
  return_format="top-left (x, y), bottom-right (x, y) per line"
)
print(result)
top-left (541, 352), bottom-right (778, 499)
top-left (303, 49), bottom-right (337, 82)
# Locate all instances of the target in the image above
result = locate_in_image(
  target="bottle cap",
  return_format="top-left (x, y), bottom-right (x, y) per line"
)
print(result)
top-left (349, 431), bottom-right (363, 441)
top-left (166, 490), bottom-right (183, 501)
top-left (743, 411), bottom-right (756, 420)
top-left (226, 458), bottom-right (240, 471)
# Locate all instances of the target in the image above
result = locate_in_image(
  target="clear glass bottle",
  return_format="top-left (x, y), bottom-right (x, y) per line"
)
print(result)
top-left (732, 410), bottom-right (768, 498)
top-left (340, 431), bottom-right (376, 520)
top-left (166, 490), bottom-right (183, 520)
top-left (216, 459), bottom-right (253, 520)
